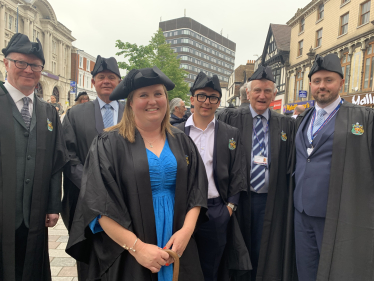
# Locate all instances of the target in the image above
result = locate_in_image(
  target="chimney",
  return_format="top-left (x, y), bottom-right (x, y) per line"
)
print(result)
top-left (247, 60), bottom-right (250, 65)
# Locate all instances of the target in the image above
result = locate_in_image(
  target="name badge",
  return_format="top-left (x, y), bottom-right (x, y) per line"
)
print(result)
top-left (254, 155), bottom-right (268, 166)
top-left (307, 147), bottom-right (313, 156)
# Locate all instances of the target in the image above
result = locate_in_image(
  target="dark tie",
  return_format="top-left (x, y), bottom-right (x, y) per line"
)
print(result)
top-left (21, 97), bottom-right (31, 130)
top-left (251, 115), bottom-right (266, 192)
top-left (103, 104), bottom-right (114, 128)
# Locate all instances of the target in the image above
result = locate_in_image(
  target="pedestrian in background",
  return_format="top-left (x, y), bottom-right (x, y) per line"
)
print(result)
top-left (169, 97), bottom-right (187, 125)
top-left (50, 94), bottom-right (64, 115)
top-left (238, 82), bottom-right (250, 109)
top-left (74, 91), bottom-right (90, 105)
top-left (291, 105), bottom-right (305, 119)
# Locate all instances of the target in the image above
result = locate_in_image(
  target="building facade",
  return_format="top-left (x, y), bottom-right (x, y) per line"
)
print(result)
top-left (159, 17), bottom-right (236, 87)
top-left (0, 0), bottom-right (75, 108)
top-left (71, 49), bottom-right (97, 101)
top-left (285, 0), bottom-right (374, 113)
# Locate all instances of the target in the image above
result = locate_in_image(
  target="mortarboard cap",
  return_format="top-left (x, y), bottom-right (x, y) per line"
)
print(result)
top-left (248, 65), bottom-right (275, 83)
top-left (91, 55), bottom-right (121, 78)
top-left (308, 54), bottom-right (343, 80)
top-left (2, 33), bottom-right (45, 65)
top-left (109, 66), bottom-right (175, 100)
top-left (190, 72), bottom-right (222, 96)
top-left (74, 91), bottom-right (88, 101)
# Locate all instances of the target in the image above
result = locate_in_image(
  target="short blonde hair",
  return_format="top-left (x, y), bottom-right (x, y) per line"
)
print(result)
top-left (106, 85), bottom-right (173, 142)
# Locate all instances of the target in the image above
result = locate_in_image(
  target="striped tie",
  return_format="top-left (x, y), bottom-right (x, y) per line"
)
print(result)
top-left (251, 115), bottom-right (266, 192)
top-left (307, 108), bottom-right (327, 143)
top-left (21, 97), bottom-right (31, 130)
top-left (103, 104), bottom-right (113, 128)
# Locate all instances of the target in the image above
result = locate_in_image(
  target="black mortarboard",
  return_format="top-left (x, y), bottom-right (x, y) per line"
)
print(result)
top-left (190, 72), bottom-right (222, 96)
top-left (91, 55), bottom-right (121, 78)
top-left (109, 66), bottom-right (175, 100)
top-left (308, 54), bottom-right (343, 80)
top-left (248, 65), bottom-right (275, 83)
top-left (74, 91), bottom-right (88, 101)
top-left (2, 33), bottom-right (45, 65)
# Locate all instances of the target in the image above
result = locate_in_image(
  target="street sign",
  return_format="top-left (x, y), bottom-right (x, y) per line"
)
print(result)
top-left (70, 89), bottom-right (76, 94)
top-left (299, 90), bottom-right (307, 98)
top-left (70, 81), bottom-right (76, 87)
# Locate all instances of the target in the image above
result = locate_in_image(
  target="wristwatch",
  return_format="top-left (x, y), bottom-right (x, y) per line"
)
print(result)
top-left (227, 203), bottom-right (237, 212)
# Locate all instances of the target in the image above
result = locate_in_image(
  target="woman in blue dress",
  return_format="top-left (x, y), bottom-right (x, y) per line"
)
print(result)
top-left (66, 67), bottom-right (208, 281)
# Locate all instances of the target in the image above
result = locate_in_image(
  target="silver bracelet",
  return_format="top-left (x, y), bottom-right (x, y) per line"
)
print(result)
top-left (129, 238), bottom-right (138, 252)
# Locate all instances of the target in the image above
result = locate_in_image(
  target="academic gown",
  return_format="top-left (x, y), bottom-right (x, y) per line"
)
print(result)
top-left (176, 120), bottom-right (251, 279)
top-left (61, 99), bottom-right (125, 231)
top-left (295, 101), bottom-right (374, 281)
top-left (218, 107), bottom-right (297, 281)
top-left (0, 84), bottom-right (68, 281)
top-left (66, 127), bottom-right (208, 281)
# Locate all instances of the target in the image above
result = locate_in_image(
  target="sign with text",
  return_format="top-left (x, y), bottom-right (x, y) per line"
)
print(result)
top-left (299, 90), bottom-right (307, 98)
top-left (270, 100), bottom-right (282, 110)
top-left (70, 81), bottom-right (76, 87)
top-left (283, 100), bottom-right (315, 114)
top-left (343, 92), bottom-right (374, 106)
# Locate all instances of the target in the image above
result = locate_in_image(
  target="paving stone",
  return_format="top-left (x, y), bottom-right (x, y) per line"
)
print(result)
top-left (52, 277), bottom-right (73, 281)
top-left (49, 229), bottom-right (69, 236)
top-left (57, 242), bottom-right (67, 250)
top-left (49, 249), bottom-right (70, 258)
top-left (50, 257), bottom-right (76, 267)
top-left (54, 224), bottom-right (68, 230)
top-left (73, 278), bottom-right (78, 281)
top-left (58, 266), bottom-right (77, 277)
top-left (51, 266), bottom-right (62, 276)
top-left (48, 235), bottom-right (60, 242)
top-left (49, 257), bottom-right (54, 262)
top-left (56, 236), bottom-right (69, 243)
top-left (49, 242), bottom-right (61, 249)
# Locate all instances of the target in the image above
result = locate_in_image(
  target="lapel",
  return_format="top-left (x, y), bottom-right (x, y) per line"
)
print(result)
top-left (296, 108), bottom-right (315, 158)
top-left (241, 107), bottom-right (253, 157)
top-left (94, 98), bottom-right (104, 134)
top-left (29, 94), bottom-right (37, 132)
top-left (118, 101), bottom-right (125, 122)
top-left (10, 96), bottom-right (28, 130)
top-left (213, 120), bottom-right (219, 189)
top-left (309, 114), bottom-right (336, 157)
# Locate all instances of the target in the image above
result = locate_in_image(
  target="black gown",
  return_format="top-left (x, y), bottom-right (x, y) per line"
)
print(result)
top-left (218, 107), bottom-right (297, 281)
top-left (66, 127), bottom-right (208, 281)
top-left (295, 102), bottom-right (374, 281)
top-left (0, 85), bottom-right (68, 281)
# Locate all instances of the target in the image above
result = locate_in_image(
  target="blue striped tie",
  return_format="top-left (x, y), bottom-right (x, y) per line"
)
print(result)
top-left (21, 97), bottom-right (31, 130)
top-left (103, 104), bottom-right (113, 128)
top-left (251, 115), bottom-right (266, 192)
top-left (307, 109), bottom-right (326, 143)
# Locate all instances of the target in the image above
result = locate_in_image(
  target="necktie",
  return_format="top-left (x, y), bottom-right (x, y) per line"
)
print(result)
top-left (21, 97), bottom-right (31, 130)
top-left (251, 115), bottom-right (266, 192)
top-left (307, 108), bottom-right (327, 143)
top-left (103, 104), bottom-right (114, 128)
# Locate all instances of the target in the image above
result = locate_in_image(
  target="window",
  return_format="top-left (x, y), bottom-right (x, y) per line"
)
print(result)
top-left (181, 38), bottom-right (189, 43)
top-left (79, 74), bottom-right (83, 86)
top-left (318, 4), bottom-right (324, 20)
top-left (362, 44), bottom-right (374, 90)
top-left (86, 60), bottom-right (90, 71)
top-left (295, 70), bottom-right (304, 101)
top-left (300, 18), bottom-right (305, 33)
top-left (52, 41), bottom-right (57, 54)
top-left (360, 1), bottom-right (371, 26)
top-left (340, 13), bottom-right (349, 35)
top-left (316, 29), bottom-right (323, 47)
top-left (341, 0), bottom-right (350, 3)
top-left (79, 56), bottom-right (83, 68)
top-left (8, 15), bottom-right (13, 30)
top-left (273, 69), bottom-right (281, 88)
top-left (298, 40), bottom-right (304, 56)
top-left (86, 76), bottom-right (90, 89)
top-left (269, 35), bottom-right (276, 53)
top-left (52, 62), bottom-right (57, 74)
top-left (340, 53), bottom-right (351, 94)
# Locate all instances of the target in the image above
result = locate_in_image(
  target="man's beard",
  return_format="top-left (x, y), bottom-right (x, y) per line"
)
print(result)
top-left (313, 89), bottom-right (339, 106)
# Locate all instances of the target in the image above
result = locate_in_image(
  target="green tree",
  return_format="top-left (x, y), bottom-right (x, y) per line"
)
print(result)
top-left (115, 29), bottom-right (190, 101)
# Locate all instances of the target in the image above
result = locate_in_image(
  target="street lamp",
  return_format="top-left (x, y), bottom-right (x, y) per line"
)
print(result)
top-left (75, 49), bottom-right (84, 98)
top-left (16, 4), bottom-right (27, 33)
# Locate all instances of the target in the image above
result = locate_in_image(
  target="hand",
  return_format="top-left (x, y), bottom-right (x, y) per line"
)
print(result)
top-left (45, 214), bottom-right (59, 227)
top-left (163, 226), bottom-right (194, 265)
top-left (131, 240), bottom-right (169, 273)
top-left (227, 205), bottom-right (233, 217)
top-left (56, 107), bottom-right (60, 111)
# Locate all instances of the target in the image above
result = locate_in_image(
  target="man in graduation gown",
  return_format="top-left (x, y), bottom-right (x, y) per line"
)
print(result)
top-left (0, 33), bottom-right (68, 281)
top-left (61, 55), bottom-right (124, 280)
top-left (218, 66), bottom-right (296, 281)
top-left (294, 54), bottom-right (374, 281)
top-left (176, 72), bottom-right (250, 281)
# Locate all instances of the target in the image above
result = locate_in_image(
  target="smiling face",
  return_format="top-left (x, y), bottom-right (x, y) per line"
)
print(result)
top-left (310, 70), bottom-right (344, 107)
top-left (130, 84), bottom-right (168, 128)
top-left (92, 70), bottom-right (120, 100)
top-left (191, 87), bottom-right (221, 120)
top-left (247, 79), bottom-right (276, 115)
top-left (4, 52), bottom-right (42, 96)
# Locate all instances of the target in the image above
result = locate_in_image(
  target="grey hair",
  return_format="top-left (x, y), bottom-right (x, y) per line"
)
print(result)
top-left (240, 83), bottom-right (248, 101)
top-left (170, 98), bottom-right (183, 114)
top-left (247, 80), bottom-right (277, 93)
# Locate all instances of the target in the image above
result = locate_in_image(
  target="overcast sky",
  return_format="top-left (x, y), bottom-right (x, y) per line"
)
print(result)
top-left (48, 0), bottom-right (311, 75)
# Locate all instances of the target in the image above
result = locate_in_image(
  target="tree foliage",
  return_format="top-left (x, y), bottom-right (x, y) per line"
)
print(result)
top-left (115, 29), bottom-right (190, 101)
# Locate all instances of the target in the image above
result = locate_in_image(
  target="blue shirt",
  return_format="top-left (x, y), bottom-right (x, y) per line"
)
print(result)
top-left (97, 97), bottom-right (119, 125)
top-left (249, 104), bottom-right (270, 193)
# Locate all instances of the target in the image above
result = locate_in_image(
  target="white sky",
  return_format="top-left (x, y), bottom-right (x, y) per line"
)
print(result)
top-left (48, 0), bottom-right (311, 75)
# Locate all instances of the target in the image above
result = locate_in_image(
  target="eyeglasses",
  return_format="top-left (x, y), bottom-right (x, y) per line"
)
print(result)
top-left (7, 58), bottom-right (44, 72)
top-left (196, 94), bottom-right (220, 104)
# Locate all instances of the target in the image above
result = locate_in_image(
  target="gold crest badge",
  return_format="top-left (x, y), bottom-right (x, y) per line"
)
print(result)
top-left (185, 155), bottom-right (189, 165)
top-left (47, 118), bottom-right (53, 131)
top-left (351, 122), bottom-right (364, 135)
top-left (228, 138), bottom-right (236, 150)
top-left (281, 130), bottom-right (287, 141)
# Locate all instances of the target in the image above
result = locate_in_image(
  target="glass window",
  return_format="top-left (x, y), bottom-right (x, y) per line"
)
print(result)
top-left (9, 15), bottom-right (13, 30)
top-left (340, 13), bottom-right (349, 35)
top-left (316, 29), bottom-right (323, 47)
top-left (318, 4), bottom-right (324, 20)
top-left (300, 18), bottom-right (305, 33)
top-left (295, 71), bottom-right (303, 101)
top-left (362, 44), bottom-right (374, 90)
top-left (79, 56), bottom-right (83, 68)
top-left (360, 1), bottom-right (371, 25)
top-left (298, 40), bottom-right (303, 56)
top-left (340, 53), bottom-right (351, 94)
top-left (86, 60), bottom-right (90, 71)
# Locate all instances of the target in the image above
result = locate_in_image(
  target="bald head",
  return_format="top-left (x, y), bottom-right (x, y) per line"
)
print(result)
top-left (294, 105), bottom-right (305, 115)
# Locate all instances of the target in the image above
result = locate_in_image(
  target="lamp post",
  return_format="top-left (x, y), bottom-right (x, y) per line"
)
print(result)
top-left (75, 49), bottom-right (84, 98)
top-left (16, 4), bottom-right (26, 33)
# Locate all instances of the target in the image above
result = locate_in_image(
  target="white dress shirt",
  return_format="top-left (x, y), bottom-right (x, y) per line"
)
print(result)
top-left (97, 97), bottom-right (119, 125)
top-left (4, 81), bottom-right (34, 116)
top-left (186, 114), bottom-right (220, 199)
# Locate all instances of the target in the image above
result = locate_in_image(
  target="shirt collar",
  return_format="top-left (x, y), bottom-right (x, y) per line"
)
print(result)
top-left (186, 114), bottom-right (216, 130)
top-left (249, 104), bottom-right (269, 120)
top-left (315, 96), bottom-right (342, 115)
top-left (4, 81), bottom-right (35, 104)
top-left (97, 96), bottom-right (119, 112)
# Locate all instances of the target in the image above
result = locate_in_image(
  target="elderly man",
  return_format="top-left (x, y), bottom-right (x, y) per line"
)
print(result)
top-left (294, 54), bottom-right (374, 281)
top-left (238, 82), bottom-right (250, 108)
top-left (169, 97), bottom-right (187, 125)
top-left (218, 66), bottom-right (296, 281)
top-left (292, 105), bottom-right (305, 119)
top-left (50, 94), bottom-right (64, 115)
top-left (0, 33), bottom-right (68, 280)
top-left (62, 55), bottom-right (124, 280)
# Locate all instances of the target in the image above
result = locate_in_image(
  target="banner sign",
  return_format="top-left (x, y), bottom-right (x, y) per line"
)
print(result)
top-left (283, 100), bottom-right (315, 114)
top-left (299, 90), bottom-right (307, 98)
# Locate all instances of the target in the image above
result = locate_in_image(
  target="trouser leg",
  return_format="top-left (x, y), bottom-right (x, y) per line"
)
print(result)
top-left (15, 221), bottom-right (29, 281)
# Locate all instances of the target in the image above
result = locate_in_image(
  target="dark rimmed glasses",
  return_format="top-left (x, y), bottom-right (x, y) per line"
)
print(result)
top-left (195, 94), bottom-right (220, 104)
top-left (7, 58), bottom-right (44, 72)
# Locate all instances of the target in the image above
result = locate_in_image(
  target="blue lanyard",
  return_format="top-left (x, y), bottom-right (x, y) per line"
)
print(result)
top-left (254, 118), bottom-right (269, 156)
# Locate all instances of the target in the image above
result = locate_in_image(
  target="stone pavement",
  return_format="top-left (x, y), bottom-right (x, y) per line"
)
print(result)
top-left (48, 218), bottom-right (78, 281)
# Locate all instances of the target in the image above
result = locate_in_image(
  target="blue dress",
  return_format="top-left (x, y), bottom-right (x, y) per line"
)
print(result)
top-left (89, 138), bottom-right (177, 281)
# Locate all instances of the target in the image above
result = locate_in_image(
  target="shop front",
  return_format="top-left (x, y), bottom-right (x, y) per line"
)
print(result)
top-left (342, 92), bottom-right (374, 108)
top-left (269, 99), bottom-right (283, 114)
top-left (283, 100), bottom-right (315, 115)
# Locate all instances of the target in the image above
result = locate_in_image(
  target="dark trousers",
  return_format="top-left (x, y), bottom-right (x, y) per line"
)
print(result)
top-left (195, 197), bottom-right (231, 281)
top-left (250, 192), bottom-right (267, 280)
top-left (15, 221), bottom-right (29, 281)
top-left (294, 209), bottom-right (325, 281)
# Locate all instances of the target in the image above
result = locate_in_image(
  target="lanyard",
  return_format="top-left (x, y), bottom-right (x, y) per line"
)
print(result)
top-left (254, 118), bottom-right (269, 156)
top-left (309, 100), bottom-right (343, 145)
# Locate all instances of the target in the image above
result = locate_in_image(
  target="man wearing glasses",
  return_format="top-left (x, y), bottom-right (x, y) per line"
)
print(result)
top-left (218, 66), bottom-right (296, 280)
top-left (0, 33), bottom-right (68, 280)
top-left (176, 72), bottom-right (249, 281)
